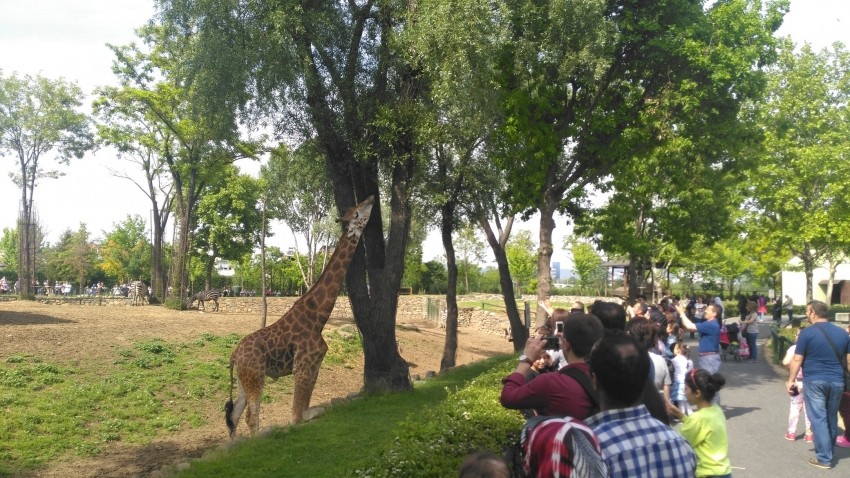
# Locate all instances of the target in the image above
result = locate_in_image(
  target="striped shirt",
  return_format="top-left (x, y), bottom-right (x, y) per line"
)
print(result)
top-left (585, 405), bottom-right (696, 478)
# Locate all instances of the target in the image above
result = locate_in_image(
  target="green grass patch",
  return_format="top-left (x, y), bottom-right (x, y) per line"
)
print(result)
top-left (171, 357), bottom-right (520, 478)
top-left (0, 332), bottom-right (306, 475)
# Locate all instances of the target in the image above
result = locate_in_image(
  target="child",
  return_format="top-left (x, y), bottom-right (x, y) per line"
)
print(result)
top-left (666, 323), bottom-right (682, 359)
top-left (783, 329), bottom-right (812, 441)
top-left (667, 369), bottom-right (732, 478)
top-left (670, 342), bottom-right (693, 417)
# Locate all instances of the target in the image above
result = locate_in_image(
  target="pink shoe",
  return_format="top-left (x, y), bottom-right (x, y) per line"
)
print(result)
top-left (836, 436), bottom-right (850, 448)
top-left (804, 433), bottom-right (813, 443)
top-left (785, 432), bottom-right (796, 441)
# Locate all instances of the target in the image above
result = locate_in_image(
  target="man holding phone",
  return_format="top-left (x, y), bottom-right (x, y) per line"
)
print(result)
top-left (500, 313), bottom-right (604, 418)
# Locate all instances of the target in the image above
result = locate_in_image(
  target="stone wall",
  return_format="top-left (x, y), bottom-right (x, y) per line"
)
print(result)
top-left (23, 293), bottom-right (622, 337)
top-left (216, 295), bottom-right (430, 324)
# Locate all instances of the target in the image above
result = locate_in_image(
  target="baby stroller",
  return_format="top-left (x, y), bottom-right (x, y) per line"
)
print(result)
top-left (720, 322), bottom-right (742, 362)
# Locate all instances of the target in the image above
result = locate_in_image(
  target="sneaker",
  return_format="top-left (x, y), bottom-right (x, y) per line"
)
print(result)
top-left (785, 432), bottom-right (797, 441)
top-left (804, 433), bottom-right (814, 443)
top-left (807, 457), bottom-right (831, 469)
top-left (836, 436), bottom-right (850, 448)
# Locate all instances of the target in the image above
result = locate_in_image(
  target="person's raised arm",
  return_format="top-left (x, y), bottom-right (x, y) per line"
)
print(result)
top-left (677, 304), bottom-right (697, 332)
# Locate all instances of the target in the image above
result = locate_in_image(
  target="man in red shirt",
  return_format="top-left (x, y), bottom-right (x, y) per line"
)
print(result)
top-left (500, 313), bottom-right (604, 418)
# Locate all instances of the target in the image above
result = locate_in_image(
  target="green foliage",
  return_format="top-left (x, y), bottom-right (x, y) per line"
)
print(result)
top-left (421, 260), bottom-right (448, 294)
top-left (98, 215), bottom-right (151, 283)
top-left (261, 142), bottom-right (335, 288)
top-left (41, 224), bottom-right (97, 291)
top-left (351, 360), bottom-right (522, 477)
top-left (192, 166), bottom-right (263, 286)
top-left (749, 41), bottom-right (850, 300)
top-left (568, 237), bottom-right (605, 294)
top-left (0, 227), bottom-right (18, 273)
top-left (0, 71), bottom-right (93, 189)
top-left (505, 230), bottom-right (536, 291)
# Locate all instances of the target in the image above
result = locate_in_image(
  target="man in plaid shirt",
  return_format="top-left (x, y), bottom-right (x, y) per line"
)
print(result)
top-left (585, 332), bottom-right (696, 477)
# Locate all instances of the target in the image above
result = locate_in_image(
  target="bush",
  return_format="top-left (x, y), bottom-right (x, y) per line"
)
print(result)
top-left (350, 360), bottom-right (523, 477)
top-left (164, 296), bottom-right (186, 311)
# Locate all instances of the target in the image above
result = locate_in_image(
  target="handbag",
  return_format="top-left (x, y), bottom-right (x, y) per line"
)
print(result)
top-left (811, 323), bottom-right (850, 393)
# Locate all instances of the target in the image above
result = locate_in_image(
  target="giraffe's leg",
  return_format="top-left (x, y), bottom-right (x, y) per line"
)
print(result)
top-left (292, 342), bottom-right (327, 423)
top-left (241, 373), bottom-right (265, 436)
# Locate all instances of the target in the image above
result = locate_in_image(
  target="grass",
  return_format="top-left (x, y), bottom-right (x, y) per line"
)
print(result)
top-left (170, 356), bottom-right (518, 478)
top-left (0, 331), bottom-right (365, 477)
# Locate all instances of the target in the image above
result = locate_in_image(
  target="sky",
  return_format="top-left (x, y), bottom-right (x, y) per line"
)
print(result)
top-left (1, 0), bottom-right (848, 268)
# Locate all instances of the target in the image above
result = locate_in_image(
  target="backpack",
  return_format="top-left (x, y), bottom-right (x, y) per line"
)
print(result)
top-left (506, 416), bottom-right (607, 478)
top-left (559, 366), bottom-right (600, 416)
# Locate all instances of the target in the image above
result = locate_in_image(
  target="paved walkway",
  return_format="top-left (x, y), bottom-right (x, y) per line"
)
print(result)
top-left (680, 319), bottom-right (850, 475)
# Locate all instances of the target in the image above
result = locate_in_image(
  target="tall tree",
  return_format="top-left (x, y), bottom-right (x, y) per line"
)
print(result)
top-left (488, 0), bottom-right (787, 318)
top-left (455, 225), bottom-right (486, 294)
top-left (192, 167), bottom-right (263, 290)
top-left (261, 141), bottom-right (335, 288)
top-left (749, 41), bottom-right (850, 302)
top-left (0, 71), bottom-right (93, 296)
top-left (157, 0), bottom-right (430, 392)
top-left (104, 26), bottom-right (258, 306)
top-left (44, 224), bottom-right (97, 293)
top-left (93, 82), bottom-right (175, 300)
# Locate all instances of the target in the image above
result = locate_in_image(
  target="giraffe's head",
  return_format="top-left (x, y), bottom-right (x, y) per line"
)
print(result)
top-left (338, 195), bottom-right (375, 238)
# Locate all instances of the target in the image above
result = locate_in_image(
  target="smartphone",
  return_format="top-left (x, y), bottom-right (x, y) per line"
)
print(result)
top-left (545, 336), bottom-right (561, 350)
top-left (555, 321), bottom-right (564, 334)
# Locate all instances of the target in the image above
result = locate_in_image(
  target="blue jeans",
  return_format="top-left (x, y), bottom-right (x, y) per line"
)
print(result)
top-left (803, 381), bottom-right (845, 464)
top-left (745, 332), bottom-right (758, 360)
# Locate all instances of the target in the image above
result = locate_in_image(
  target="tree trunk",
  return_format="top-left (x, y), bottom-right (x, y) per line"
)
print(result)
top-left (440, 202), bottom-right (459, 371)
top-left (802, 251), bottom-right (815, 304)
top-left (535, 200), bottom-right (556, 326)
top-left (826, 259), bottom-right (837, 305)
top-left (628, 252), bottom-right (639, 302)
top-left (204, 254), bottom-right (214, 291)
top-left (260, 203), bottom-right (268, 328)
top-left (478, 216), bottom-right (526, 352)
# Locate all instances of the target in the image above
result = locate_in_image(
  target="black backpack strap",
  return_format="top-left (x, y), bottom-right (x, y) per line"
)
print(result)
top-left (559, 366), bottom-right (599, 413)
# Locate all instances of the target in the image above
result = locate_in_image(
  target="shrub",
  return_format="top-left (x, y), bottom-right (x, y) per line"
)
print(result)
top-left (350, 360), bottom-right (523, 477)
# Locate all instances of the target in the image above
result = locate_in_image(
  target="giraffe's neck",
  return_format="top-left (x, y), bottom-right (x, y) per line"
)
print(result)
top-left (277, 231), bottom-right (359, 329)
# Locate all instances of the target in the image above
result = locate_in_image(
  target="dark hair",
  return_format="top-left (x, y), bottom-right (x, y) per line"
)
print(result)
top-left (458, 451), bottom-right (509, 478)
top-left (563, 313), bottom-right (604, 357)
top-left (685, 369), bottom-right (726, 402)
top-left (626, 317), bottom-right (657, 351)
top-left (589, 331), bottom-right (649, 408)
top-left (807, 300), bottom-right (828, 319)
top-left (589, 300), bottom-right (626, 331)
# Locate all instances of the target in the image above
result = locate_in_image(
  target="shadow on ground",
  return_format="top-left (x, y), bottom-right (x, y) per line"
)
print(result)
top-left (0, 311), bottom-right (76, 326)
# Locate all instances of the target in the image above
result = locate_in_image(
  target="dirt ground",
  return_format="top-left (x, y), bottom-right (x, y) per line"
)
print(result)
top-left (0, 299), bottom-right (514, 477)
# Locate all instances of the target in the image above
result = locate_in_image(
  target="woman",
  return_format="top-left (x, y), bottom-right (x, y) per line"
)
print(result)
top-left (740, 301), bottom-right (759, 363)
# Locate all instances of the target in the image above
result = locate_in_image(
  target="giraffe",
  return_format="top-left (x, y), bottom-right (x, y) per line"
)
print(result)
top-left (225, 195), bottom-right (375, 437)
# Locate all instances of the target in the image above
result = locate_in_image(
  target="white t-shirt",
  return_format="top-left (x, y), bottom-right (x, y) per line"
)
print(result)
top-left (649, 352), bottom-right (672, 393)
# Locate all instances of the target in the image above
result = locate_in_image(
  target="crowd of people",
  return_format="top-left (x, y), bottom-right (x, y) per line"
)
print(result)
top-left (458, 296), bottom-right (850, 478)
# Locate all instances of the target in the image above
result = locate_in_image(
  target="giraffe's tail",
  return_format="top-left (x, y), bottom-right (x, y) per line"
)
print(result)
top-left (225, 358), bottom-right (236, 437)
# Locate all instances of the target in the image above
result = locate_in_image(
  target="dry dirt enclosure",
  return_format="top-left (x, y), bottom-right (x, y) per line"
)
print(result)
top-left (0, 300), bottom-right (514, 477)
